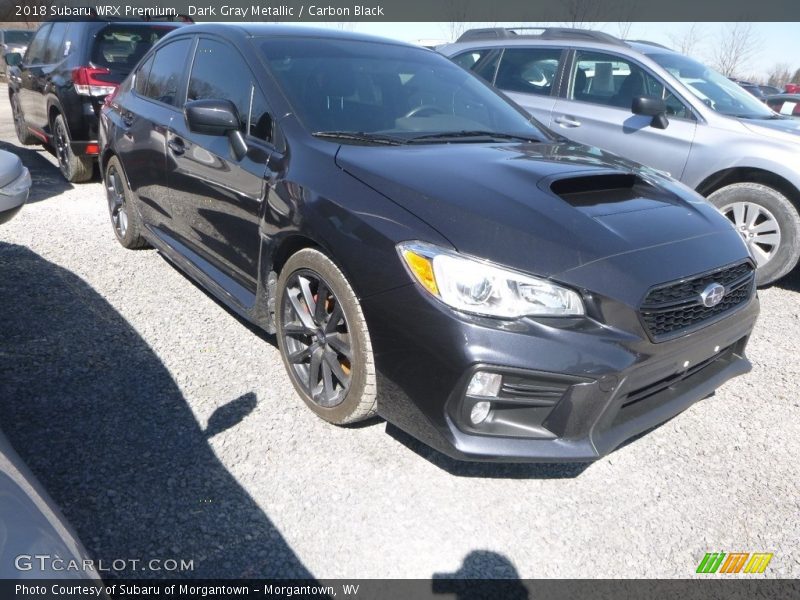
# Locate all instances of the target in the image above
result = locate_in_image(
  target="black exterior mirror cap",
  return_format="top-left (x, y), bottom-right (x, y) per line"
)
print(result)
top-left (632, 96), bottom-right (667, 117)
top-left (185, 98), bottom-right (240, 136)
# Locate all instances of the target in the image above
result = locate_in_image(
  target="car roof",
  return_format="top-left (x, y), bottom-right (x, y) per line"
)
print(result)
top-left (168, 23), bottom-right (417, 49)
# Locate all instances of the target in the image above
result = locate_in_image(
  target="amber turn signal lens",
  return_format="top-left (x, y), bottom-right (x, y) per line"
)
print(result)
top-left (401, 249), bottom-right (439, 296)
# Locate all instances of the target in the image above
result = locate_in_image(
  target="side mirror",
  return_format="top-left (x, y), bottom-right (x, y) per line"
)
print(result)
top-left (632, 96), bottom-right (669, 130)
top-left (185, 98), bottom-right (247, 160)
top-left (4, 52), bottom-right (22, 67)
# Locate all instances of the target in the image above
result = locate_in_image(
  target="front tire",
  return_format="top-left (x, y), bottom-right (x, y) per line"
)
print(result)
top-left (10, 93), bottom-right (36, 145)
top-left (276, 248), bottom-right (377, 424)
top-left (52, 114), bottom-right (93, 183)
top-left (707, 182), bottom-right (800, 286)
top-left (104, 156), bottom-right (148, 249)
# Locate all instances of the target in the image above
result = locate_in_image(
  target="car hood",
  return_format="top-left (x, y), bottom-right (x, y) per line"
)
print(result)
top-left (336, 141), bottom-right (738, 282)
top-left (741, 116), bottom-right (800, 141)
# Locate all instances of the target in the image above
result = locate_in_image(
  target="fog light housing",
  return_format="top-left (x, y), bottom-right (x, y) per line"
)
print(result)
top-left (466, 371), bottom-right (502, 397)
top-left (470, 401), bottom-right (492, 425)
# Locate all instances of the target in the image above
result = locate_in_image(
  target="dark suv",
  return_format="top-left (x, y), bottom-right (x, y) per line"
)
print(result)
top-left (101, 24), bottom-right (758, 462)
top-left (6, 20), bottom-right (180, 182)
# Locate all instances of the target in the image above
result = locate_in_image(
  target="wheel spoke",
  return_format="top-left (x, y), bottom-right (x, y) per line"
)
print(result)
top-left (308, 347), bottom-right (323, 390)
top-left (326, 332), bottom-right (352, 359)
top-left (754, 233), bottom-right (779, 247)
top-left (325, 303), bottom-right (343, 334)
top-left (322, 362), bottom-right (335, 398)
top-left (298, 276), bottom-right (318, 324)
top-left (314, 281), bottom-right (329, 323)
top-left (750, 243), bottom-right (772, 267)
top-left (324, 349), bottom-right (350, 386)
top-left (745, 204), bottom-right (761, 229)
top-left (751, 220), bottom-right (778, 234)
top-left (287, 345), bottom-right (312, 364)
top-left (284, 322), bottom-right (312, 337)
top-left (731, 203), bottom-right (746, 227)
top-left (288, 288), bottom-right (316, 330)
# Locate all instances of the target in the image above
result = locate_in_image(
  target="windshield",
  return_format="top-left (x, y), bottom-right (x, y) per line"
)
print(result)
top-left (5, 30), bottom-right (33, 44)
top-left (649, 52), bottom-right (775, 119)
top-left (91, 25), bottom-right (176, 73)
top-left (257, 37), bottom-right (552, 143)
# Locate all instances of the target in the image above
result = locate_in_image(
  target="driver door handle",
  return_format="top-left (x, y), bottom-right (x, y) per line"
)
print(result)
top-left (554, 115), bottom-right (582, 128)
top-left (168, 137), bottom-right (185, 156)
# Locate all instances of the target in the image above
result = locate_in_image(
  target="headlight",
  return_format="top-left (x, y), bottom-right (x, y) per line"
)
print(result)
top-left (397, 241), bottom-right (584, 318)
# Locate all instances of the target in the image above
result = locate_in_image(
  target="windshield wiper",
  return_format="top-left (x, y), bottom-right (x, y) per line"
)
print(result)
top-left (406, 130), bottom-right (540, 144)
top-left (312, 131), bottom-right (405, 146)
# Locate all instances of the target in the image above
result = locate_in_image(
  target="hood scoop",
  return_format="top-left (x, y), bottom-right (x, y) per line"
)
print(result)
top-left (549, 172), bottom-right (679, 217)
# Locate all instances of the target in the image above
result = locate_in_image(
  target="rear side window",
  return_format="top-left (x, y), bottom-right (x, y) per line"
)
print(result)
top-left (91, 25), bottom-right (175, 73)
top-left (134, 53), bottom-right (154, 96)
top-left (495, 48), bottom-right (562, 95)
top-left (142, 38), bottom-right (192, 106)
top-left (5, 30), bottom-right (33, 45)
top-left (24, 23), bottom-right (51, 64)
top-left (42, 22), bottom-right (68, 63)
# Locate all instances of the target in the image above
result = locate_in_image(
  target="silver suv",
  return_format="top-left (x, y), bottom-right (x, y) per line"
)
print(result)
top-left (439, 28), bottom-right (800, 285)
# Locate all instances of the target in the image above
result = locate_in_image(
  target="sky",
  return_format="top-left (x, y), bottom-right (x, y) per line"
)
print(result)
top-left (281, 22), bottom-right (800, 82)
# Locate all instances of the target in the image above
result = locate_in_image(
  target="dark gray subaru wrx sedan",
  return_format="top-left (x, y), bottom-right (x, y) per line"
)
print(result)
top-left (99, 24), bottom-right (758, 462)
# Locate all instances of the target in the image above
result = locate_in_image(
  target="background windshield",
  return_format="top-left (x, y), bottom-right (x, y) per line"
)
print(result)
top-left (5, 30), bottom-right (33, 44)
top-left (258, 37), bottom-right (551, 141)
top-left (650, 52), bottom-right (775, 119)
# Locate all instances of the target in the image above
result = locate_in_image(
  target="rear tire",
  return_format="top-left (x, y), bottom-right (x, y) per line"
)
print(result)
top-left (10, 93), bottom-right (36, 145)
top-left (104, 156), bottom-right (148, 249)
top-left (707, 182), bottom-right (800, 286)
top-left (276, 248), bottom-right (377, 424)
top-left (52, 114), bottom-right (93, 183)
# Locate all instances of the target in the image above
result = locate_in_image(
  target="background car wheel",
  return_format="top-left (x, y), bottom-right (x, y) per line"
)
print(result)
top-left (276, 248), bottom-right (377, 424)
top-left (104, 156), bottom-right (148, 249)
top-left (52, 114), bottom-right (93, 183)
top-left (707, 182), bottom-right (800, 286)
top-left (10, 93), bottom-right (36, 145)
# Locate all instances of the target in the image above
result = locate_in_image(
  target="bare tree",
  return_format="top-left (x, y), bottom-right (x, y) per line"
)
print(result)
top-left (767, 63), bottom-right (793, 88)
top-left (443, 0), bottom-right (469, 41)
top-left (668, 24), bottom-right (704, 57)
top-left (615, 22), bottom-right (634, 40)
top-left (561, 0), bottom-right (604, 29)
top-left (710, 22), bottom-right (761, 78)
top-left (793, 68), bottom-right (800, 84)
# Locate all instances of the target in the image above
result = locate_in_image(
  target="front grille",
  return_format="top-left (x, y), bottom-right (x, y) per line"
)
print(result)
top-left (640, 261), bottom-right (754, 341)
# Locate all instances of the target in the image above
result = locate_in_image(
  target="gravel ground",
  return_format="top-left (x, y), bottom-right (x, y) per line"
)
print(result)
top-left (0, 83), bottom-right (798, 580)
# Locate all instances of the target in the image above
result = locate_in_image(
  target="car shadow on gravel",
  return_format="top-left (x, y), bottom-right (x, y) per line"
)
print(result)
top-left (0, 140), bottom-right (75, 203)
top-left (774, 267), bottom-right (800, 293)
top-left (0, 242), bottom-right (314, 579)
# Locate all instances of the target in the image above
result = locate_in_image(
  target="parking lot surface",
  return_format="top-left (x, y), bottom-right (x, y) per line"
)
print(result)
top-left (0, 83), bottom-right (798, 579)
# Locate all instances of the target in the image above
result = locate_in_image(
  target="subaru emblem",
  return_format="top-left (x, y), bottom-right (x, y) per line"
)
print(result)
top-left (700, 283), bottom-right (726, 307)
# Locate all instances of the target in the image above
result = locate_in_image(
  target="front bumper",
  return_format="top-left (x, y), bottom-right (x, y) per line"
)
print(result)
top-left (0, 167), bottom-right (31, 225)
top-left (361, 281), bottom-right (758, 463)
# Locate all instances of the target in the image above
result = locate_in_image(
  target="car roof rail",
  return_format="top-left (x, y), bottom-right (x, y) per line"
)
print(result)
top-left (455, 27), bottom-right (628, 47)
top-left (626, 39), bottom-right (672, 50)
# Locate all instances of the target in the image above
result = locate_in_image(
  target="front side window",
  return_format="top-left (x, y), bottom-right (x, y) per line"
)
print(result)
top-left (257, 37), bottom-right (551, 143)
top-left (452, 48), bottom-right (501, 83)
top-left (142, 38), bottom-right (192, 106)
top-left (187, 38), bottom-right (274, 141)
top-left (648, 51), bottom-right (777, 119)
top-left (570, 50), bottom-right (690, 118)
